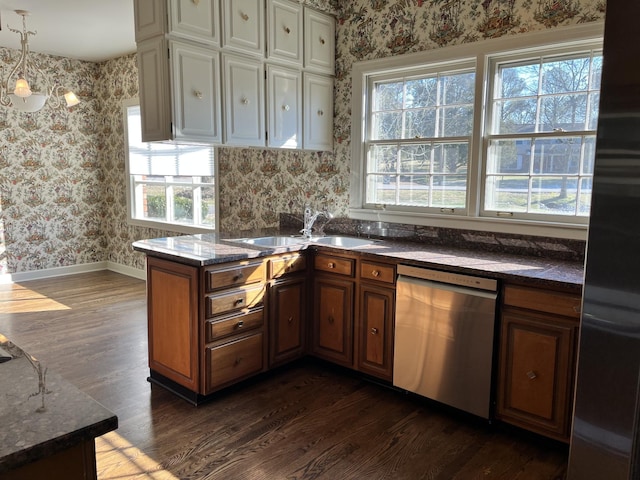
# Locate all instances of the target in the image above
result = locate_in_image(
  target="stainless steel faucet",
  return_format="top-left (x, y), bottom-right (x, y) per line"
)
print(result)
top-left (300, 205), bottom-right (332, 238)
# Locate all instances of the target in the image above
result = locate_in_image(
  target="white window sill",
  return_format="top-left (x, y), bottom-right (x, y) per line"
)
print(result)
top-left (128, 218), bottom-right (215, 235)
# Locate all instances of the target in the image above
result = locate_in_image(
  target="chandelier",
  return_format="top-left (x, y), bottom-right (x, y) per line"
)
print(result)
top-left (0, 10), bottom-right (80, 113)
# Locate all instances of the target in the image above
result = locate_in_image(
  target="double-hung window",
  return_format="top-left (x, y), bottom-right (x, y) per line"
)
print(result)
top-left (351, 23), bottom-right (604, 237)
top-left (123, 101), bottom-right (216, 232)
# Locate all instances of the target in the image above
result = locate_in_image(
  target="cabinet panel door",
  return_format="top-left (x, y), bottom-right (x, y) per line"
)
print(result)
top-left (312, 276), bottom-right (354, 366)
top-left (223, 54), bottom-right (266, 147)
top-left (169, 0), bottom-right (220, 45)
top-left (270, 277), bottom-right (306, 366)
top-left (171, 42), bottom-right (222, 143)
top-left (267, 65), bottom-right (302, 149)
top-left (358, 284), bottom-right (394, 381)
top-left (303, 8), bottom-right (335, 74)
top-left (147, 257), bottom-right (199, 391)
top-left (267, 0), bottom-right (303, 65)
top-left (134, 0), bottom-right (166, 42)
top-left (303, 73), bottom-right (333, 151)
top-left (137, 37), bottom-right (172, 142)
top-left (497, 310), bottom-right (576, 440)
top-left (222, 0), bottom-right (265, 56)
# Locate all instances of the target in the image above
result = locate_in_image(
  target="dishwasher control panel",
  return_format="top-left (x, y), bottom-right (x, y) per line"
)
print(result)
top-left (397, 264), bottom-right (497, 292)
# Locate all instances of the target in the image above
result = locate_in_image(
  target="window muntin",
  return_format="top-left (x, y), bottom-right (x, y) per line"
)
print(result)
top-left (485, 51), bottom-right (602, 219)
top-left (125, 105), bottom-right (216, 230)
top-left (366, 69), bottom-right (475, 211)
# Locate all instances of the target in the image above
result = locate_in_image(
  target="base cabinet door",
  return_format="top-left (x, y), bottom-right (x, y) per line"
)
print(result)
top-left (312, 276), bottom-right (354, 366)
top-left (497, 309), bottom-right (576, 441)
top-left (270, 276), bottom-right (306, 366)
top-left (357, 283), bottom-right (394, 381)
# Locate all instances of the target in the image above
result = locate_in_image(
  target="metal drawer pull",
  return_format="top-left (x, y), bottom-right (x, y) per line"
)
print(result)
top-left (526, 370), bottom-right (537, 380)
top-left (240, 12), bottom-right (249, 21)
top-left (241, 97), bottom-right (249, 105)
top-left (236, 320), bottom-right (244, 328)
top-left (233, 272), bottom-right (244, 281)
top-left (371, 327), bottom-right (379, 335)
top-left (234, 356), bottom-right (243, 366)
top-left (194, 90), bottom-right (203, 99)
top-left (282, 104), bottom-right (290, 111)
top-left (327, 262), bottom-right (335, 269)
top-left (317, 109), bottom-right (324, 116)
top-left (288, 316), bottom-right (293, 324)
top-left (573, 306), bottom-right (581, 313)
top-left (371, 270), bottom-right (380, 277)
top-left (319, 37), bottom-right (325, 45)
top-left (234, 298), bottom-right (244, 306)
top-left (284, 26), bottom-right (291, 34)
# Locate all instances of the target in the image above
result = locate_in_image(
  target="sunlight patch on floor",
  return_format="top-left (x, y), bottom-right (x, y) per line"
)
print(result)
top-left (96, 431), bottom-right (179, 480)
top-left (0, 284), bottom-right (70, 313)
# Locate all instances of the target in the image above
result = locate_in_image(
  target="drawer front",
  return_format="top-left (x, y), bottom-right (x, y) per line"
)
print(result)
top-left (206, 332), bottom-right (264, 390)
top-left (360, 261), bottom-right (395, 284)
top-left (205, 261), bottom-right (266, 292)
top-left (205, 308), bottom-right (264, 342)
top-left (503, 285), bottom-right (582, 319)
top-left (270, 254), bottom-right (307, 279)
top-left (314, 254), bottom-right (354, 277)
top-left (206, 284), bottom-right (265, 317)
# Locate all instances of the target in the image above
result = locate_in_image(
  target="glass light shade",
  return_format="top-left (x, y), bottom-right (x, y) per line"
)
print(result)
top-left (13, 77), bottom-right (32, 98)
top-left (8, 93), bottom-right (48, 112)
top-left (64, 91), bottom-right (80, 107)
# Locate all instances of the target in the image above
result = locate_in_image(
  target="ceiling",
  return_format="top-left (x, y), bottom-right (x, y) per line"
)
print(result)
top-left (0, 0), bottom-right (136, 62)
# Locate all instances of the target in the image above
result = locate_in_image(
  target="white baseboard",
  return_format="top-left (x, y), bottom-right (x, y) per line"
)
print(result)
top-left (0, 262), bottom-right (146, 284)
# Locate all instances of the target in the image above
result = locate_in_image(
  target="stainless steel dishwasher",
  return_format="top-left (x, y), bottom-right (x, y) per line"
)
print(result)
top-left (393, 264), bottom-right (498, 419)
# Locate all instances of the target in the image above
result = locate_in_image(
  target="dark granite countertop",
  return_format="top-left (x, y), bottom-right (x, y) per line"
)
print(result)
top-left (0, 334), bottom-right (118, 474)
top-left (132, 232), bottom-right (585, 291)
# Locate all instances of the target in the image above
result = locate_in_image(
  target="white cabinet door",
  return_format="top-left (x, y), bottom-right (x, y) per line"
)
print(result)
top-left (171, 42), bottom-right (222, 143)
top-left (222, 0), bottom-right (265, 56)
top-left (137, 37), bottom-right (172, 142)
top-left (303, 73), bottom-right (333, 151)
top-left (223, 54), bottom-right (265, 147)
top-left (169, 0), bottom-right (220, 45)
top-left (304, 9), bottom-right (335, 75)
top-left (267, 0), bottom-right (303, 66)
top-left (267, 65), bottom-right (301, 149)
top-left (134, 0), bottom-right (166, 42)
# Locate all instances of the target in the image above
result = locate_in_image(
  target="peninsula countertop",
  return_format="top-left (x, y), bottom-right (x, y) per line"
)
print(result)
top-left (132, 232), bottom-right (585, 291)
top-left (0, 334), bottom-right (118, 474)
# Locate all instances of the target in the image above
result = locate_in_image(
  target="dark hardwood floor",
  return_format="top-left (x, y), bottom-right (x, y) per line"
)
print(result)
top-left (0, 271), bottom-right (568, 479)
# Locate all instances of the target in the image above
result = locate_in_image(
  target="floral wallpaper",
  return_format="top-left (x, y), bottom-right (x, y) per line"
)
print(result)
top-left (0, 0), bottom-right (605, 276)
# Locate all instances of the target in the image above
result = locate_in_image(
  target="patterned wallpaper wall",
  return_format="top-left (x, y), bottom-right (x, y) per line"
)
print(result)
top-left (0, 0), bottom-right (605, 275)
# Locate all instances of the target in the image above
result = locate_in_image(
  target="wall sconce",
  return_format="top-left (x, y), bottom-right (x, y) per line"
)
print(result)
top-left (0, 10), bottom-right (81, 113)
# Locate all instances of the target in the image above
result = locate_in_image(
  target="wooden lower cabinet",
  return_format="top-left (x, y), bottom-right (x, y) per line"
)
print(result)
top-left (496, 284), bottom-right (580, 442)
top-left (269, 276), bottom-right (306, 366)
top-left (312, 275), bottom-right (354, 366)
top-left (357, 283), bottom-right (394, 381)
top-left (205, 332), bottom-right (265, 391)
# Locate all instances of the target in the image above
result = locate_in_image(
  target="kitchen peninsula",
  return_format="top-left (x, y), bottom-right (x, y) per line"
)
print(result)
top-left (133, 232), bottom-right (584, 442)
top-left (0, 334), bottom-right (117, 480)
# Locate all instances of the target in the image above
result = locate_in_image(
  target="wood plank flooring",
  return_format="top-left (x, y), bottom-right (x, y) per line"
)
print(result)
top-left (0, 271), bottom-right (569, 479)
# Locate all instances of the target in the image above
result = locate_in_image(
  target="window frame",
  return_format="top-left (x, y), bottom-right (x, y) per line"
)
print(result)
top-left (350, 23), bottom-right (604, 240)
top-left (123, 98), bottom-right (219, 234)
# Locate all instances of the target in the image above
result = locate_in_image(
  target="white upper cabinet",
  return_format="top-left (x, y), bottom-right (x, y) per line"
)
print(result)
top-left (267, 0), bottom-right (303, 66)
top-left (303, 73), bottom-right (333, 151)
top-left (137, 37), bottom-right (172, 142)
top-left (134, 0), bottom-right (167, 42)
top-left (304, 8), bottom-right (335, 75)
top-left (223, 54), bottom-right (265, 147)
top-left (222, 0), bottom-right (265, 56)
top-left (169, 0), bottom-right (221, 45)
top-left (171, 42), bottom-right (222, 143)
top-left (267, 65), bottom-right (302, 149)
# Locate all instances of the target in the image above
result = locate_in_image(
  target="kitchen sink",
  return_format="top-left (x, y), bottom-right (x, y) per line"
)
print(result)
top-left (232, 236), bottom-right (306, 247)
top-left (309, 236), bottom-right (376, 248)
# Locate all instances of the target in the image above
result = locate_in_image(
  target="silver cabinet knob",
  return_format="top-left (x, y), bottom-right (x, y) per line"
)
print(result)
top-left (526, 370), bottom-right (537, 380)
top-left (282, 104), bottom-right (290, 111)
top-left (194, 90), bottom-right (203, 99)
top-left (284, 26), bottom-right (291, 34)
top-left (371, 327), bottom-right (379, 335)
top-left (240, 12), bottom-right (249, 21)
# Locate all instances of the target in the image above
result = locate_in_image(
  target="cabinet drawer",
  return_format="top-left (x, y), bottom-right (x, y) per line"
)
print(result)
top-left (205, 261), bottom-right (266, 292)
top-left (206, 284), bottom-right (265, 317)
top-left (205, 308), bottom-right (264, 342)
top-left (360, 261), bottom-right (395, 284)
top-left (503, 285), bottom-right (582, 319)
top-left (314, 254), bottom-right (354, 277)
top-left (205, 332), bottom-right (264, 390)
top-left (270, 254), bottom-right (306, 278)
